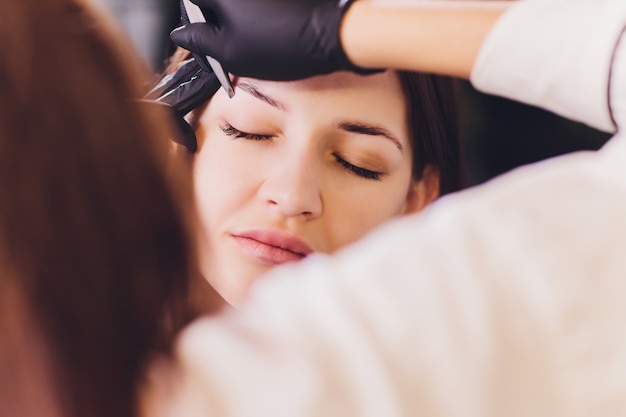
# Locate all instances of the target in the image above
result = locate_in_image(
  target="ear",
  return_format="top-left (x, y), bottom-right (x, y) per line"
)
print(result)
top-left (401, 165), bottom-right (440, 215)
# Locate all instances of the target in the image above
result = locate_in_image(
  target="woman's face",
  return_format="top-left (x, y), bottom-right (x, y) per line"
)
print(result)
top-left (193, 70), bottom-right (437, 305)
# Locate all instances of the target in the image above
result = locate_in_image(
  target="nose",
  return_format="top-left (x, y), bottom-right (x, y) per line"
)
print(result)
top-left (257, 157), bottom-right (323, 220)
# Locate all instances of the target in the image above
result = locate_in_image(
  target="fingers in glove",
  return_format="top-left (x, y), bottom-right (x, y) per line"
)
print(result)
top-left (143, 60), bottom-right (220, 152)
top-left (160, 67), bottom-right (220, 115)
top-left (170, 23), bottom-right (225, 61)
top-left (145, 57), bottom-right (203, 101)
top-left (180, 0), bottom-right (190, 24)
top-left (137, 100), bottom-right (199, 153)
top-left (190, 0), bottom-right (219, 12)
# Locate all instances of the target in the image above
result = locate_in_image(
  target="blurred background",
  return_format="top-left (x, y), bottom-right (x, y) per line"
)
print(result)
top-left (91, 0), bottom-right (611, 187)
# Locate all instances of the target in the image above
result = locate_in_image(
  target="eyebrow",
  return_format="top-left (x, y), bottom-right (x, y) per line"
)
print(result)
top-left (338, 122), bottom-right (403, 152)
top-left (236, 81), bottom-right (287, 111)
top-left (234, 81), bottom-right (402, 151)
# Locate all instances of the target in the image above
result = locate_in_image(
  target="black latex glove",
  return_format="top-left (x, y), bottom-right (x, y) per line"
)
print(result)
top-left (170, 0), bottom-right (381, 81)
top-left (139, 1), bottom-right (224, 153)
top-left (142, 58), bottom-right (219, 153)
top-left (178, 0), bottom-right (213, 74)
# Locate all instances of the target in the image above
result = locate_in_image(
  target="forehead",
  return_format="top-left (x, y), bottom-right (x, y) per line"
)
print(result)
top-left (261, 70), bottom-right (402, 92)
top-left (233, 70), bottom-right (406, 117)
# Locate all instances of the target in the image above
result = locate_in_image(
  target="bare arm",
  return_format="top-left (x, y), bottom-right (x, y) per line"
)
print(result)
top-left (342, 1), bottom-right (512, 79)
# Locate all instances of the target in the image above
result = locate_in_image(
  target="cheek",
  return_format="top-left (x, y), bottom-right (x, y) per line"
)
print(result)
top-left (192, 137), bottom-right (254, 230)
top-left (322, 167), bottom-right (414, 251)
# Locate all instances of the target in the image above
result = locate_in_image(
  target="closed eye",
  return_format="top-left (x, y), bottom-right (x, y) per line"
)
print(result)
top-left (334, 154), bottom-right (382, 181)
top-left (220, 123), bottom-right (275, 141)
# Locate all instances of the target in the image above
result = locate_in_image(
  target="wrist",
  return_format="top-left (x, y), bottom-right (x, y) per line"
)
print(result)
top-left (340, 1), bottom-right (511, 79)
top-left (340, 1), bottom-right (380, 69)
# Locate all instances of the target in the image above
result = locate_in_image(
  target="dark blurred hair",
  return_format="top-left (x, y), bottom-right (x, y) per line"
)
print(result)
top-left (399, 72), bottom-right (464, 195)
top-left (0, 1), bottom-right (200, 417)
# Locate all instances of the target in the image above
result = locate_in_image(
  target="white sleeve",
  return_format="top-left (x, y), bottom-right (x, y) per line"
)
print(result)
top-left (160, 151), bottom-right (626, 416)
top-left (169, 218), bottom-right (562, 417)
top-left (144, 3), bottom-right (626, 417)
top-left (471, 0), bottom-right (626, 133)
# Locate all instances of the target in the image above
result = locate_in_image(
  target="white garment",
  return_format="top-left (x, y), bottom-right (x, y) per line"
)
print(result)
top-left (148, 1), bottom-right (626, 416)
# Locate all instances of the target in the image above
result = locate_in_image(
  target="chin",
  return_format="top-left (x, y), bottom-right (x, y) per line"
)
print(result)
top-left (211, 264), bottom-right (271, 307)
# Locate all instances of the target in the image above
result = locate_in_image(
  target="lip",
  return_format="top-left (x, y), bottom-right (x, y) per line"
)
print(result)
top-left (231, 229), bottom-right (314, 265)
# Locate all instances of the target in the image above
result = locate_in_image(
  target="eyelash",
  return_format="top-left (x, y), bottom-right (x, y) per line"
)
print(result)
top-left (220, 123), bottom-right (275, 141)
top-left (334, 154), bottom-right (382, 181)
top-left (221, 123), bottom-right (381, 181)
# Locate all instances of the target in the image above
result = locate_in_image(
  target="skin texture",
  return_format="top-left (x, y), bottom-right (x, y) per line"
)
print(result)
top-left (192, 70), bottom-right (439, 305)
top-left (342, 1), bottom-right (511, 78)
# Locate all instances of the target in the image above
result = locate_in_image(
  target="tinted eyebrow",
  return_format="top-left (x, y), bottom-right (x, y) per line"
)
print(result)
top-left (338, 122), bottom-right (403, 152)
top-left (236, 81), bottom-right (287, 111)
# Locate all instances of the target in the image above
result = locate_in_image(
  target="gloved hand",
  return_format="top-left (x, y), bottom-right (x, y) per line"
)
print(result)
top-left (140, 0), bottom-right (225, 153)
top-left (142, 57), bottom-right (220, 153)
top-left (170, 0), bottom-right (382, 81)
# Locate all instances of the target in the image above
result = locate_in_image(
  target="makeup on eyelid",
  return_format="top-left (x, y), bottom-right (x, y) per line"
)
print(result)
top-left (333, 149), bottom-right (393, 175)
top-left (220, 123), bottom-right (276, 141)
top-left (216, 113), bottom-right (404, 152)
top-left (218, 90), bottom-right (406, 157)
top-left (219, 121), bottom-right (401, 178)
top-left (334, 135), bottom-right (404, 165)
top-left (216, 108), bottom-right (280, 133)
top-left (218, 124), bottom-right (382, 179)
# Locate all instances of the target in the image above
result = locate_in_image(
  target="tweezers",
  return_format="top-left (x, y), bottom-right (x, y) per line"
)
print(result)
top-left (182, 0), bottom-right (235, 98)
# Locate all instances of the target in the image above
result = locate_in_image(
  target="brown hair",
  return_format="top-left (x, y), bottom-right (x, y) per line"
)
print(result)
top-left (399, 71), bottom-right (464, 195)
top-left (0, 1), bottom-right (202, 417)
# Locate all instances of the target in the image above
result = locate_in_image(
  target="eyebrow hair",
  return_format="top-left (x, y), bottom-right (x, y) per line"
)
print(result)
top-left (236, 81), bottom-right (287, 111)
top-left (338, 122), bottom-right (403, 151)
